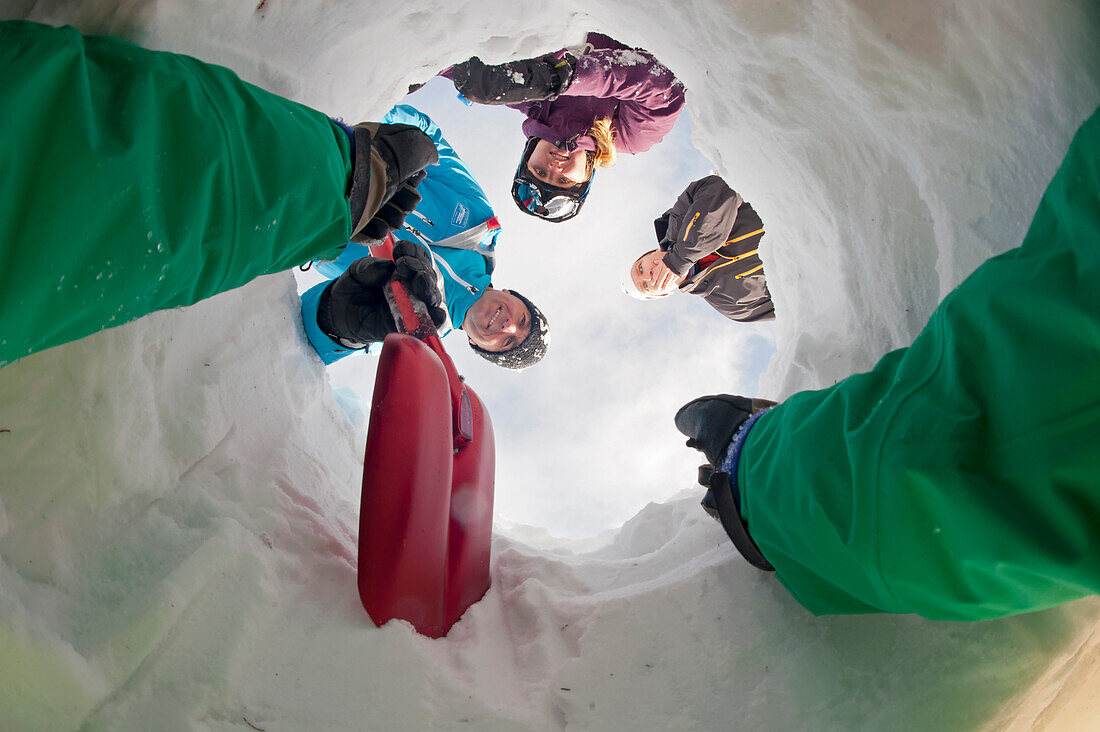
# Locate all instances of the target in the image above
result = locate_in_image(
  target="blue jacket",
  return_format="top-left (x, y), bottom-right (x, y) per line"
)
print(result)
top-left (304, 105), bottom-right (500, 364)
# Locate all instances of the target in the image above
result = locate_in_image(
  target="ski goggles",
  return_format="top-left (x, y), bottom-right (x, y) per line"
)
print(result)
top-left (510, 139), bottom-right (593, 223)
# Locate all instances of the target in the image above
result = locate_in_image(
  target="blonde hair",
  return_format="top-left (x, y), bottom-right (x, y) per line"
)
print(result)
top-left (585, 117), bottom-right (618, 175)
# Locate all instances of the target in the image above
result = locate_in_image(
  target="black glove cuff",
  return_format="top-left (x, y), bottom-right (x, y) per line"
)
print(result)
top-left (348, 125), bottom-right (379, 244)
top-left (543, 52), bottom-right (576, 99)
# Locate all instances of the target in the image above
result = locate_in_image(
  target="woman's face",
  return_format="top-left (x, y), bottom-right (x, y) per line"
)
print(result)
top-left (525, 139), bottom-right (589, 187)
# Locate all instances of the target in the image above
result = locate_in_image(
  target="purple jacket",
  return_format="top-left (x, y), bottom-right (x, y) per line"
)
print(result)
top-left (511, 33), bottom-right (686, 155)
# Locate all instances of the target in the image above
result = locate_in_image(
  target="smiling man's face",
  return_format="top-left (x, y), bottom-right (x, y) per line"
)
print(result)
top-left (462, 288), bottom-right (531, 352)
top-left (631, 248), bottom-right (681, 297)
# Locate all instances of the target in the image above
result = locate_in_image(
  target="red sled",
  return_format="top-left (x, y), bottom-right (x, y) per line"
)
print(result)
top-left (357, 237), bottom-right (495, 638)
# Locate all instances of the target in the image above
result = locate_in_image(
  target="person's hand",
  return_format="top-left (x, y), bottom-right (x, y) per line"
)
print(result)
top-left (319, 257), bottom-right (398, 345)
top-left (675, 394), bottom-right (776, 467)
top-left (357, 170), bottom-right (425, 244)
top-left (392, 240), bottom-right (447, 328)
top-left (648, 257), bottom-right (679, 294)
top-left (367, 125), bottom-right (438, 200)
top-left (349, 123), bottom-right (438, 244)
top-left (451, 54), bottom-right (575, 105)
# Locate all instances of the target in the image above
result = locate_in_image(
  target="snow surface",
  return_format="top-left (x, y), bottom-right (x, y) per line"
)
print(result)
top-left (3, 0), bottom-right (1100, 729)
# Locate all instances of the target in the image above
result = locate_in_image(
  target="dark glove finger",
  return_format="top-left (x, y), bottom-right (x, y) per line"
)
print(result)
top-left (358, 216), bottom-right (390, 245)
top-left (394, 254), bottom-right (434, 287)
top-left (394, 264), bottom-right (441, 306)
top-left (409, 273), bottom-right (443, 311)
top-left (346, 257), bottom-right (395, 290)
top-left (392, 240), bottom-right (433, 268)
top-left (393, 257), bottom-right (442, 310)
top-left (360, 222), bottom-right (386, 244)
top-left (393, 255), bottom-right (429, 280)
top-left (365, 176), bottom-right (423, 238)
top-left (369, 200), bottom-right (410, 234)
top-left (387, 183), bottom-right (422, 215)
top-left (428, 304), bottom-right (448, 328)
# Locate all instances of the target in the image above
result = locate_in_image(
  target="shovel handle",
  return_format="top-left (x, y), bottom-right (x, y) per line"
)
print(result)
top-left (383, 279), bottom-right (439, 342)
top-left (371, 234), bottom-right (441, 342)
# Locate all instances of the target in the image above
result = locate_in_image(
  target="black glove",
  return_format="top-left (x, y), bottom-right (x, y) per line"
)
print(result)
top-left (349, 124), bottom-right (439, 244)
top-left (392, 240), bottom-right (447, 328)
top-left (451, 54), bottom-right (575, 106)
top-left (368, 126), bottom-right (437, 200)
top-left (674, 395), bottom-right (777, 467)
top-left (358, 170), bottom-right (425, 244)
top-left (316, 257), bottom-right (397, 346)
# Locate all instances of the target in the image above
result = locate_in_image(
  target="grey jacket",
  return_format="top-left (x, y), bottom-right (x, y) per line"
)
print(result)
top-left (656, 175), bottom-right (774, 322)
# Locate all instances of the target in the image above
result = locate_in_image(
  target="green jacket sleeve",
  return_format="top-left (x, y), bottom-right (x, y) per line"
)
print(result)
top-left (738, 107), bottom-right (1100, 621)
top-left (0, 20), bottom-right (353, 365)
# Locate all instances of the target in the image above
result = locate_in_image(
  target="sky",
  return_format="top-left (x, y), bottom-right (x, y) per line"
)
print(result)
top-left (299, 72), bottom-right (778, 539)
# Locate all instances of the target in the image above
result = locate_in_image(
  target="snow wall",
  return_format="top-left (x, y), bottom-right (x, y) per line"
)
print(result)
top-left (2, 0), bottom-right (1099, 729)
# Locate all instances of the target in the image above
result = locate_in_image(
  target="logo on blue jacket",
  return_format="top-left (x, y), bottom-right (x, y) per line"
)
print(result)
top-left (451, 203), bottom-right (470, 228)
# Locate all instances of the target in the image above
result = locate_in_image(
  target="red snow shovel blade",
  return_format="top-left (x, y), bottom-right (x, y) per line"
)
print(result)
top-left (357, 236), bottom-right (495, 638)
top-left (358, 333), bottom-right (451, 635)
top-left (444, 385), bottom-right (494, 630)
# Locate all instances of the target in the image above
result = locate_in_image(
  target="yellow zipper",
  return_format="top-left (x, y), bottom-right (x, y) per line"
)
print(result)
top-left (683, 212), bottom-right (701, 240)
top-left (725, 227), bottom-right (764, 245)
